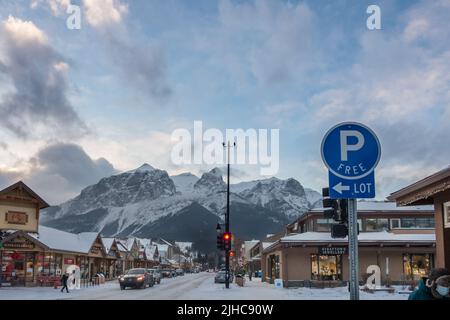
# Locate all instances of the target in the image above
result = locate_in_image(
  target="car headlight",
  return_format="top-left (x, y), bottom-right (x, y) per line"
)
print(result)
top-left (137, 276), bottom-right (144, 281)
top-left (119, 276), bottom-right (125, 281)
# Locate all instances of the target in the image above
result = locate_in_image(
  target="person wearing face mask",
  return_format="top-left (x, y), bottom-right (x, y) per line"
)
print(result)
top-left (409, 268), bottom-right (450, 300)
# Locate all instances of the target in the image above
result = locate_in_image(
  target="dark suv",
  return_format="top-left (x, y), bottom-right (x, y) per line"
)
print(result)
top-left (119, 268), bottom-right (154, 290)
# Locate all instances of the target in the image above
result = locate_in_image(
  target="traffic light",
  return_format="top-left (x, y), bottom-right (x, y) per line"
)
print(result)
top-left (322, 188), bottom-right (340, 221)
top-left (322, 188), bottom-right (349, 223)
top-left (331, 223), bottom-right (348, 238)
top-left (339, 199), bottom-right (349, 223)
top-left (217, 232), bottom-right (224, 250)
top-left (223, 232), bottom-right (232, 251)
top-left (229, 250), bottom-right (235, 257)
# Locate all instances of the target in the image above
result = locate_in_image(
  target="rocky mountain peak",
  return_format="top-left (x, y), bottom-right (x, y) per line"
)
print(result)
top-left (127, 163), bottom-right (155, 174)
top-left (194, 168), bottom-right (226, 193)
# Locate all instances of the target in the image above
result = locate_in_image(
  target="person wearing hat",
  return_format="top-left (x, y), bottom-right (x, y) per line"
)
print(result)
top-left (409, 268), bottom-right (450, 300)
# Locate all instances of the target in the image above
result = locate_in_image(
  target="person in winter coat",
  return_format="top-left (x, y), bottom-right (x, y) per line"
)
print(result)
top-left (60, 273), bottom-right (70, 293)
top-left (408, 268), bottom-right (450, 300)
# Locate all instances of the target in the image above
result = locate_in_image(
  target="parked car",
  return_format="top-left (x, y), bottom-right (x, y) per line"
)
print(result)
top-left (147, 269), bottom-right (161, 284)
top-left (161, 269), bottom-right (172, 278)
top-left (214, 270), bottom-right (234, 283)
top-left (119, 268), bottom-right (154, 290)
top-left (175, 268), bottom-right (185, 276)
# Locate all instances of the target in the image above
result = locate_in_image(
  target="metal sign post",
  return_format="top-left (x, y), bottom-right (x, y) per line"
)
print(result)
top-left (321, 122), bottom-right (381, 301)
top-left (348, 199), bottom-right (359, 300)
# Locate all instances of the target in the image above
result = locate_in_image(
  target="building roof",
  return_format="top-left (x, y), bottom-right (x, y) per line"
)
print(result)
top-left (145, 244), bottom-right (158, 261)
top-left (157, 244), bottom-right (169, 252)
top-left (32, 226), bottom-right (100, 254)
top-left (262, 231), bottom-right (436, 253)
top-left (159, 238), bottom-right (174, 246)
top-left (0, 181), bottom-right (50, 209)
top-left (388, 166), bottom-right (450, 206)
top-left (115, 240), bottom-right (129, 252)
top-left (101, 237), bottom-right (116, 251)
top-left (175, 241), bottom-right (192, 254)
top-left (262, 242), bottom-right (274, 249)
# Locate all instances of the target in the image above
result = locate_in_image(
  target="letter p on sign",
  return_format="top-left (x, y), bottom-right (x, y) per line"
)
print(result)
top-left (340, 130), bottom-right (365, 161)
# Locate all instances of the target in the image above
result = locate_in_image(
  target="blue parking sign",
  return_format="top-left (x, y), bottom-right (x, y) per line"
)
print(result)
top-left (321, 122), bottom-right (381, 199)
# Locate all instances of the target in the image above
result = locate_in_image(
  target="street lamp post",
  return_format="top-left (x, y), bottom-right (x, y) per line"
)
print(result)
top-left (223, 141), bottom-right (235, 289)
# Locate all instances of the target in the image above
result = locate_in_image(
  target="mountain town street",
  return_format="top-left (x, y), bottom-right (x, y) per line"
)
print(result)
top-left (0, 272), bottom-right (409, 300)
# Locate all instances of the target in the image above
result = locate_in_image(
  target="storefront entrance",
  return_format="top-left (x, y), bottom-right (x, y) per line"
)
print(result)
top-left (403, 253), bottom-right (434, 280)
top-left (268, 254), bottom-right (280, 281)
top-left (311, 254), bottom-right (343, 281)
top-left (0, 251), bottom-right (35, 286)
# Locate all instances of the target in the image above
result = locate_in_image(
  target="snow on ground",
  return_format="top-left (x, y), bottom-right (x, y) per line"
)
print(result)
top-left (0, 273), bottom-right (410, 300)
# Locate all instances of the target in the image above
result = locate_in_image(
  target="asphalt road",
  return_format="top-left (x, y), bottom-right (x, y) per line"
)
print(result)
top-left (62, 272), bottom-right (215, 300)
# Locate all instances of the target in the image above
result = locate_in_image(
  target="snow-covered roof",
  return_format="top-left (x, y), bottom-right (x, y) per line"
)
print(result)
top-left (262, 242), bottom-right (273, 249)
top-left (157, 244), bottom-right (168, 252)
top-left (145, 245), bottom-right (158, 261)
top-left (34, 226), bottom-right (99, 254)
top-left (101, 237), bottom-right (116, 251)
top-left (115, 239), bottom-right (131, 252)
top-left (265, 231), bottom-right (436, 251)
top-left (175, 241), bottom-right (192, 253)
top-left (310, 201), bottom-right (434, 213)
top-left (118, 238), bottom-right (136, 251)
top-left (159, 238), bottom-right (174, 246)
top-left (136, 238), bottom-right (152, 249)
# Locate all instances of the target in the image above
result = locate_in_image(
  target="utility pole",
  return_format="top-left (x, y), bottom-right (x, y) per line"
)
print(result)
top-left (348, 199), bottom-right (359, 300)
top-left (223, 141), bottom-right (235, 289)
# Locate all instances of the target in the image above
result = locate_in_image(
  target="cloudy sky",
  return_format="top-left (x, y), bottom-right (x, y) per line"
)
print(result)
top-left (0, 0), bottom-right (449, 204)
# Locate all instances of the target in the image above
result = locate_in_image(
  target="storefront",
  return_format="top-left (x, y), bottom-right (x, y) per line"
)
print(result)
top-left (389, 167), bottom-right (450, 269)
top-left (261, 231), bottom-right (435, 288)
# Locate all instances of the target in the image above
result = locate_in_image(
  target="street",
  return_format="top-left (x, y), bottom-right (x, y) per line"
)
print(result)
top-left (0, 272), bottom-right (408, 300)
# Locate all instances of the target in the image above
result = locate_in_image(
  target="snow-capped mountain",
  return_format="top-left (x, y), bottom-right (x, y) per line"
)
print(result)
top-left (238, 177), bottom-right (311, 220)
top-left (171, 173), bottom-right (199, 195)
top-left (41, 164), bottom-right (321, 253)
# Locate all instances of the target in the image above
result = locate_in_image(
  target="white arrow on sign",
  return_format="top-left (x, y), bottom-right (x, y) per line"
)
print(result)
top-left (333, 182), bottom-right (350, 194)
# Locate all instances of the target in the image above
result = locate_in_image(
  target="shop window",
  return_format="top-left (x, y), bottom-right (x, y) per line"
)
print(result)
top-left (403, 254), bottom-right (433, 280)
top-left (416, 218), bottom-right (435, 229)
top-left (391, 219), bottom-right (400, 229)
top-left (365, 218), bottom-right (389, 231)
top-left (316, 219), bottom-right (333, 232)
top-left (443, 202), bottom-right (450, 228)
top-left (401, 218), bottom-right (415, 228)
top-left (311, 254), bottom-right (342, 281)
top-left (391, 218), bottom-right (434, 229)
top-left (268, 255), bottom-right (280, 279)
top-left (0, 251), bottom-right (35, 285)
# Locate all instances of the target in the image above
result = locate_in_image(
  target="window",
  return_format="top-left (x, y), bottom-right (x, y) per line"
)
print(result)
top-left (268, 255), bottom-right (280, 280)
top-left (444, 202), bottom-right (450, 228)
top-left (365, 218), bottom-right (389, 231)
top-left (316, 219), bottom-right (333, 232)
top-left (311, 254), bottom-right (342, 281)
top-left (391, 219), bottom-right (400, 229)
top-left (416, 218), bottom-right (435, 229)
top-left (402, 218), bottom-right (415, 228)
top-left (390, 218), bottom-right (434, 229)
top-left (403, 254), bottom-right (433, 280)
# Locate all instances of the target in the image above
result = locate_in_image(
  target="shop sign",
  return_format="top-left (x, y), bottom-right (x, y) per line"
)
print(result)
top-left (3, 237), bottom-right (35, 250)
top-left (6, 211), bottom-right (28, 225)
top-left (64, 258), bottom-right (75, 265)
top-left (319, 246), bottom-right (347, 255)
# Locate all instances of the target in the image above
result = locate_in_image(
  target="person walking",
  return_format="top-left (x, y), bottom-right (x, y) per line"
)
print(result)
top-left (248, 268), bottom-right (252, 281)
top-left (60, 273), bottom-right (70, 293)
top-left (409, 268), bottom-right (450, 300)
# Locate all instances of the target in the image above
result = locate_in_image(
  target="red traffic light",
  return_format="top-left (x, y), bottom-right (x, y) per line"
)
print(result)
top-left (229, 251), bottom-right (235, 257)
top-left (223, 233), bottom-right (231, 241)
